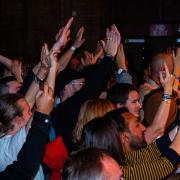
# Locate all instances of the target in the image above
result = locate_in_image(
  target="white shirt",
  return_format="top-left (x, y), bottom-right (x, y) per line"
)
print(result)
top-left (0, 127), bottom-right (44, 180)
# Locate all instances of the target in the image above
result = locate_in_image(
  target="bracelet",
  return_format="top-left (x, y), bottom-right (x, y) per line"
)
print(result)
top-left (34, 76), bottom-right (44, 85)
top-left (162, 93), bottom-right (172, 102)
top-left (70, 46), bottom-right (76, 51)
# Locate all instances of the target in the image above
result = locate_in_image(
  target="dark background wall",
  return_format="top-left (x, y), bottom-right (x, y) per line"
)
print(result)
top-left (0, 0), bottom-right (180, 66)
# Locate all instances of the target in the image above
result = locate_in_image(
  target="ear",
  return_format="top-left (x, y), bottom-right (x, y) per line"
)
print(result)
top-left (14, 116), bottom-right (23, 126)
top-left (120, 131), bottom-right (129, 144)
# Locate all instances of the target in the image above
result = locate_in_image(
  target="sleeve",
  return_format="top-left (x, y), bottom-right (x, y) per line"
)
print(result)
top-left (156, 134), bottom-right (180, 166)
top-left (0, 111), bottom-right (51, 180)
top-left (115, 69), bottom-right (132, 84)
top-left (51, 56), bottom-right (115, 151)
top-left (19, 70), bottom-right (36, 95)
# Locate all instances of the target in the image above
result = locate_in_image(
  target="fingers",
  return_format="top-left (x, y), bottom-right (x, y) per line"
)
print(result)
top-left (36, 88), bottom-right (43, 101)
top-left (76, 26), bottom-right (84, 39)
top-left (164, 62), bottom-right (170, 75)
top-left (43, 82), bottom-right (48, 95)
top-left (64, 17), bottom-right (74, 31)
top-left (48, 86), bottom-right (54, 97)
top-left (159, 71), bottom-right (164, 83)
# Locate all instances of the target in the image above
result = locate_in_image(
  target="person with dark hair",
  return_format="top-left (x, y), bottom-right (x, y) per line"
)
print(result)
top-left (80, 117), bottom-right (125, 165)
top-left (107, 63), bottom-right (175, 144)
top-left (80, 110), bottom-right (180, 179)
top-left (51, 27), bottom-right (120, 152)
top-left (0, 83), bottom-right (53, 180)
top-left (62, 148), bottom-right (124, 180)
top-left (0, 82), bottom-right (54, 180)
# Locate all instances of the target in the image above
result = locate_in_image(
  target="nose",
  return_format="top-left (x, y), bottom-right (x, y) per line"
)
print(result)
top-left (137, 101), bottom-right (142, 108)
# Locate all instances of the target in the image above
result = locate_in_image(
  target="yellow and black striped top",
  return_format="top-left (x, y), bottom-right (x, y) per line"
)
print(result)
top-left (123, 142), bottom-right (175, 180)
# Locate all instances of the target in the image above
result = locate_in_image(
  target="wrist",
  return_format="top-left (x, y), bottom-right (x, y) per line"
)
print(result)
top-left (70, 46), bottom-right (76, 52)
top-left (162, 93), bottom-right (172, 103)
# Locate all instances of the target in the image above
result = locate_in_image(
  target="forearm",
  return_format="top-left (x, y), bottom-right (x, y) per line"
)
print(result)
top-left (57, 48), bottom-right (74, 73)
top-left (25, 67), bottom-right (48, 109)
top-left (169, 127), bottom-right (180, 155)
top-left (145, 100), bottom-right (171, 144)
top-left (46, 66), bottom-right (57, 92)
top-left (145, 84), bottom-right (173, 143)
top-left (0, 55), bottom-right (12, 69)
top-left (32, 62), bottom-right (41, 75)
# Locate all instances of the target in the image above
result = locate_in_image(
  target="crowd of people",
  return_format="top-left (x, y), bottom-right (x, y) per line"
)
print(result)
top-left (0, 17), bottom-right (180, 180)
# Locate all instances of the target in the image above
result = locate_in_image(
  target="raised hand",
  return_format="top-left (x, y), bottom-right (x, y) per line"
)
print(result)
top-left (40, 43), bottom-right (50, 69)
top-left (111, 24), bottom-right (121, 45)
top-left (93, 41), bottom-right (104, 61)
top-left (52, 17), bottom-right (74, 51)
top-left (73, 26), bottom-right (86, 49)
top-left (35, 82), bottom-right (54, 115)
top-left (160, 63), bottom-right (175, 95)
top-left (81, 50), bottom-right (96, 68)
top-left (104, 28), bottom-right (120, 57)
top-left (11, 59), bottom-right (23, 83)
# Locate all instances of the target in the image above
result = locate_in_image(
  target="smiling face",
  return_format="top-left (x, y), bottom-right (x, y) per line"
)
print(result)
top-left (16, 98), bottom-right (32, 128)
top-left (125, 90), bottom-right (142, 117)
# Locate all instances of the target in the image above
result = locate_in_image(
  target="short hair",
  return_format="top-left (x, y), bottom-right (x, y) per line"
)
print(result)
top-left (80, 116), bottom-right (125, 165)
top-left (107, 83), bottom-right (136, 105)
top-left (73, 98), bottom-right (115, 143)
top-left (62, 148), bottom-right (117, 180)
top-left (0, 93), bottom-right (23, 137)
top-left (104, 108), bottom-right (129, 132)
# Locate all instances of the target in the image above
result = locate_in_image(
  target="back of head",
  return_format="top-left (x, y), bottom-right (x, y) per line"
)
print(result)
top-left (62, 148), bottom-right (122, 180)
top-left (62, 148), bottom-right (104, 180)
top-left (80, 117), bottom-right (124, 165)
top-left (73, 98), bottom-right (115, 143)
top-left (150, 53), bottom-right (174, 84)
top-left (104, 108), bottom-right (129, 132)
top-left (0, 93), bottom-right (23, 137)
top-left (107, 83), bottom-right (136, 105)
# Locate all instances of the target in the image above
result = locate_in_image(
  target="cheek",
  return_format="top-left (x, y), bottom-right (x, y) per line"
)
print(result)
top-left (127, 103), bottom-right (136, 113)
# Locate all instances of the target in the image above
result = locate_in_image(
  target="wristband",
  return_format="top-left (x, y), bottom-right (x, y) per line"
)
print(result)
top-left (162, 94), bottom-right (172, 102)
top-left (70, 46), bottom-right (76, 51)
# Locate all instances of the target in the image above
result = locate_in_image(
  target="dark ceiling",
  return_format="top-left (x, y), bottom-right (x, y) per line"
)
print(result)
top-left (0, 0), bottom-right (180, 63)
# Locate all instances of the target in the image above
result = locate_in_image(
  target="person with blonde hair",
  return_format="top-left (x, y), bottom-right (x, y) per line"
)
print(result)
top-left (73, 98), bottom-right (115, 143)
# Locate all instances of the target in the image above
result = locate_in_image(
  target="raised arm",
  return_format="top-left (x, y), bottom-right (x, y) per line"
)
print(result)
top-left (0, 83), bottom-right (54, 180)
top-left (0, 54), bottom-right (12, 70)
top-left (11, 59), bottom-right (24, 83)
top-left (25, 44), bottom-right (49, 109)
top-left (57, 26), bottom-right (85, 72)
top-left (145, 63), bottom-right (175, 144)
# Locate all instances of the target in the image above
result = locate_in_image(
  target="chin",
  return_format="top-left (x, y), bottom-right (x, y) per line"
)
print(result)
top-left (133, 113), bottom-right (139, 117)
